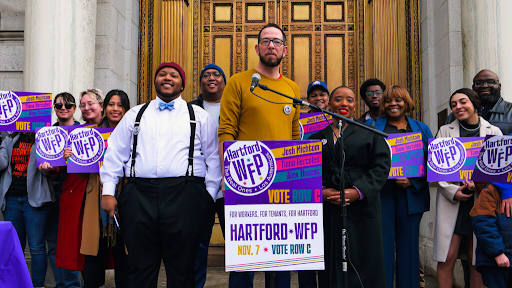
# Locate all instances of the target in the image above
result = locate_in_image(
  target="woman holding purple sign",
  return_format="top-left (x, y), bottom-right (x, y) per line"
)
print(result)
top-left (80, 89), bottom-right (130, 288)
top-left (367, 85), bottom-right (433, 288)
top-left (61, 89), bottom-right (130, 288)
top-left (434, 88), bottom-right (502, 288)
top-left (40, 92), bottom-right (82, 288)
top-left (56, 89), bottom-right (105, 274)
top-left (0, 131), bottom-right (54, 288)
top-left (310, 86), bottom-right (390, 287)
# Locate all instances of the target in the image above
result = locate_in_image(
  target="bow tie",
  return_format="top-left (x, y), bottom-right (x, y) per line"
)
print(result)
top-left (159, 102), bottom-right (175, 111)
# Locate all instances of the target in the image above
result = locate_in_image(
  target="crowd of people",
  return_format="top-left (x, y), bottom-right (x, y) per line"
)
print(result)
top-left (1, 23), bottom-right (512, 288)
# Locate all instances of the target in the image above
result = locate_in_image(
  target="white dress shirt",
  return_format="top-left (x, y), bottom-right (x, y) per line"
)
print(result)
top-left (99, 96), bottom-right (222, 200)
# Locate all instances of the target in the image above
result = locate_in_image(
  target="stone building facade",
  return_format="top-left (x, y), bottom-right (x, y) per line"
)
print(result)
top-left (1, 0), bottom-right (512, 287)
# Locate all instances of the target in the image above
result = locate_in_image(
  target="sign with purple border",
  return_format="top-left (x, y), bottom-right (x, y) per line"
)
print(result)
top-left (386, 132), bottom-right (425, 179)
top-left (224, 140), bottom-right (324, 272)
top-left (66, 127), bottom-right (113, 173)
top-left (299, 112), bottom-right (332, 140)
top-left (35, 126), bottom-right (68, 167)
top-left (427, 137), bottom-right (484, 182)
top-left (0, 91), bottom-right (52, 132)
top-left (472, 135), bottom-right (512, 183)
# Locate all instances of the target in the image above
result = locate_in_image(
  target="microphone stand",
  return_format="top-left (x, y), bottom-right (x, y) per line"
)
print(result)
top-left (255, 83), bottom-right (388, 137)
top-left (254, 84), bottom-right (388, 288)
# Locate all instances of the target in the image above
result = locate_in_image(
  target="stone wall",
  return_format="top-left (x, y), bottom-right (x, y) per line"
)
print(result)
top-left (0, 2), bottom-right (25, 91)
top-left (95, 0), bottom-right (140, 107)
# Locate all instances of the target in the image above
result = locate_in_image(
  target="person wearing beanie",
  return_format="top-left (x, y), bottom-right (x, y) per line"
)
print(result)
top-left (100, 61), bottom-right (221, 287)
top-left (189, 64), bottom-right (226, 287)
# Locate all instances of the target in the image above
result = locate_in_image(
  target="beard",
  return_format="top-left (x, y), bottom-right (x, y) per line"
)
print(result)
top-left (259, 52), bottom-right (283, 67)
top-left (481, 88), bottom-right (501, 107)
top-left (155, 85), bottom-right (182, 102)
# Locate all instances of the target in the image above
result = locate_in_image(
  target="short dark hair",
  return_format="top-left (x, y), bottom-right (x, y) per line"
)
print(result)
top-left (54, 92), bottom-right (76, 106)
top-left (258, 23), bottom-right (286, 44)
top-left (359, 78), bottom-right (386, 100)
top-left (104, 89), bottom-right (131, 113)
top-left (450, 88), bottom-right (482, 115)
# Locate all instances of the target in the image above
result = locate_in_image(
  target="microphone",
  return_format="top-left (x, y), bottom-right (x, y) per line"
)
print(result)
top-left (250, 73), bottom-right (261, 92)
top-left (336, 119), bottom-right (345, 129)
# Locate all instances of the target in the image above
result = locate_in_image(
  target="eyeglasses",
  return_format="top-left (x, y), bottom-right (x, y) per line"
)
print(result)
top-left (473, 79), bottom-right (499, 87)
top-left (202, 71), bottom-right (222, 79)
top-left (366, 90), bottom-right (383, 97)
top-left (79, 102), bottom-right (98, 109)
top-left (259, 38), bottom-right (284, 47)
top-left (54, 103), bottom-right (75, 109)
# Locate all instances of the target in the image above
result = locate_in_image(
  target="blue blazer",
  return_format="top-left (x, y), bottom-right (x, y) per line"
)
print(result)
top-left (367, 116), bottom-right (433, 214)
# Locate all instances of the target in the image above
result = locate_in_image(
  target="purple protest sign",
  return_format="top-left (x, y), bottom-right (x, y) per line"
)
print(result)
top-left (299, 112), bottom-right (332, 140)
top-left (35, 126), bottom-right (68, 167)
top-left (66, 127), bottom-right (113, 173)
top-left (427, 137), bottom-right (484, 182)
top-left (386, 132), bottom-right (425, 179)
top-left (472, 135), bottom-right (512, 183)
top-left (224, 140), bottom-right (324, 272)
top-left (0, 91), bottom-right (52, 132)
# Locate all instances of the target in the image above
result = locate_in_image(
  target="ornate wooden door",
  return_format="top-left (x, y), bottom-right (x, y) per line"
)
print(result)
top-left (200, 0), bottom-right (359, 107)
top-left (139, 0), bottom-right (421, 119)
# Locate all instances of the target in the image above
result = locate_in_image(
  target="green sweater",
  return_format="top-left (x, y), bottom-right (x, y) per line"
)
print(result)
top-left (219, 69), bottom-right (301, 141)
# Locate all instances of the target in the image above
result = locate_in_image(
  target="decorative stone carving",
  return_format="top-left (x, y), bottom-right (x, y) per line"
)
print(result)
top-left (203, 35), bottom-right (210, 66)
top-left (236, 34), bottom-right (242, 73)
top-left (193, 0), bottom-right (200, 98)
top-left (236, 2), bottom-right (242, 24)
top-left (204, 2), bottom-right (210, 25)
top-left (315, 33), bottom-right (321, 80)
top-left (323, 24), bottom-right (346, 31)
top-left (212, 26), bottom-right (234, 32)
top-left (268, 1), bottom-right (275, 23)
top-left (290, 24), bottom-right (313, 31)
top-left (315, 0), bottom-right (321, 23)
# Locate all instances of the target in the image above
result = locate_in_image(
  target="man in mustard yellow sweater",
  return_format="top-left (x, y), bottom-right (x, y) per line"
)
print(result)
top-left (218, 23), bottom-right (300, 288)
top-left (218, 24), bottom-right (300, 142)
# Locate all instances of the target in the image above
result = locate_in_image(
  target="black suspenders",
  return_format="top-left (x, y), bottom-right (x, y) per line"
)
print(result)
top-left (129, 102), bottom-right (197, 178)
top-left (185, 103), bottom-right (197, 177)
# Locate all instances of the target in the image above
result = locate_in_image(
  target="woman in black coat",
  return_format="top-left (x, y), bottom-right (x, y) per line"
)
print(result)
top-left (310, 86), bottom-right (391, 288)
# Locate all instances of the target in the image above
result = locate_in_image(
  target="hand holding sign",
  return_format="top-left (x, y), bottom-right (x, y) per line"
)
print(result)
top-left (63, 147), bottom-right (72, 160)
top-left (454, 184), bottom-right (472, 201)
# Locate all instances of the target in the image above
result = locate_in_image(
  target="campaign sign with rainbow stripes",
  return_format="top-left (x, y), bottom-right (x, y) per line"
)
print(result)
top-left (223, 140), bottom-right (324, 272)
top-left (0, 91), bottom-right (52, 132)
top-left (427, 137), bottom-right (484, 182)
top-left (299, 112), bottom-right (332, 140)
top-left (386, 132), bottom-right (425, 179)
top-left (66, 127), bottom-right (113, 173)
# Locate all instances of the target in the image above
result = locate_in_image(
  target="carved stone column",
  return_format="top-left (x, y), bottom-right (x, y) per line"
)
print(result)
top-left (461, 0), bottom-right (512, 102)
top-left (23, 0), bottom-right (97, 121)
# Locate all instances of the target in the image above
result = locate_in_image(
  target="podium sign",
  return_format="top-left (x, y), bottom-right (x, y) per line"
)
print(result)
top-left (224, 140), bottom-right (324, 272)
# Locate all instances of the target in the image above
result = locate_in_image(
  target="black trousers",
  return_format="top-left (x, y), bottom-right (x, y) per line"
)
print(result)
top-left (83, 232), bottom-right (129, 288)
top-left (118, 177), bottom-right (214, 288)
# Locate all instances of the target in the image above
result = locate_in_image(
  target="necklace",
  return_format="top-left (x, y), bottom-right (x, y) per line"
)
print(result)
top-left (460, 121), bottom-right (480, 132)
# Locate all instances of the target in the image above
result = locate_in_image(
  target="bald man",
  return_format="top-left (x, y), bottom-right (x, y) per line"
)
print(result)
top-left (446, 69), bottom-right (512, 135)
